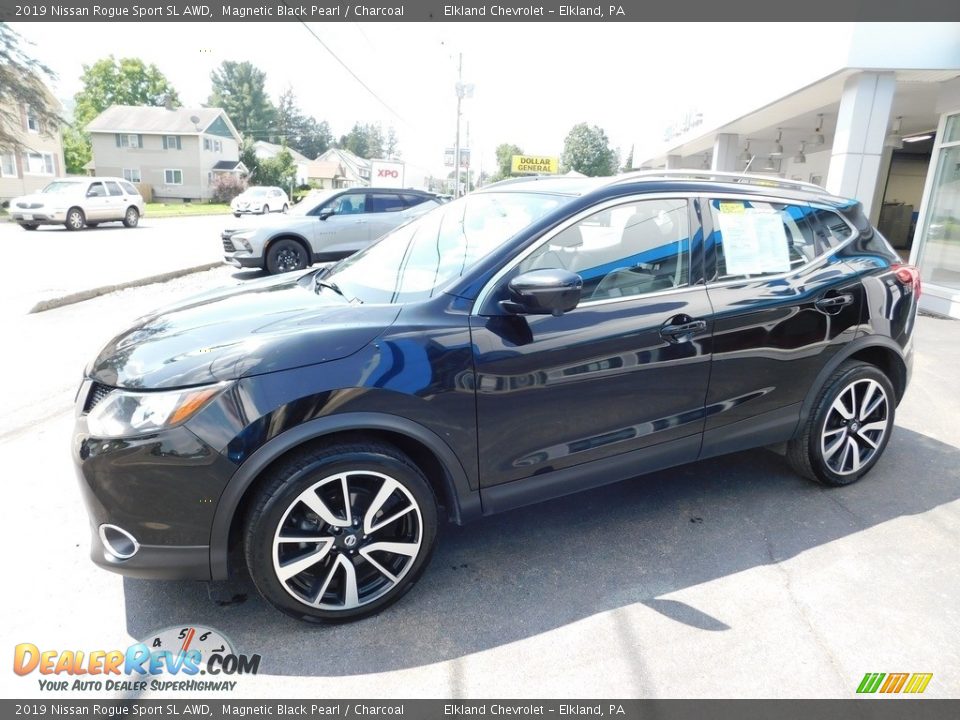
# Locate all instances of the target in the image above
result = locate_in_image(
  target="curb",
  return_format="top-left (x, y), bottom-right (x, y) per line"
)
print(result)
top-left (29, 262), bottom-right (223, 314)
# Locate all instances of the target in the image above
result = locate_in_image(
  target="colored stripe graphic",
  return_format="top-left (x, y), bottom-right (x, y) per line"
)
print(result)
top-left (880, 673), bottom-right (909, 693)
top-left (857, 673), bottom-right (885, 693)
top-left (903, 673), bottom-right (933, 694)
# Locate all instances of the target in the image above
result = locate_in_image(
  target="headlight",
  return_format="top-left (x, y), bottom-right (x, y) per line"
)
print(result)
top-left (86, 383), bottom-right (230, 438)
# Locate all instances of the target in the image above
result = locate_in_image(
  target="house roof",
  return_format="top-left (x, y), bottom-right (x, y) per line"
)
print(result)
top-left (252, 140), bottom-right (309, 164)
top-left (212, 160), bottom-right (246, 172)
top-left (317, 148), bottom-right (370, 174)
top-left (85, 105), bottom-right (240, 140)
top-left (306, 160), bottom-right (345, 180)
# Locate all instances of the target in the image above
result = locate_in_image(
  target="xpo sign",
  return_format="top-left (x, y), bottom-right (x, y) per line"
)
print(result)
top-left (370, 160), bottom-right (405, 188)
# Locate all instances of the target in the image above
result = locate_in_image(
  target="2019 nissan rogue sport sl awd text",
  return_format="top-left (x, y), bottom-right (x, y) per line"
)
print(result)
top-left (73, 172), bottom-right (920, 622)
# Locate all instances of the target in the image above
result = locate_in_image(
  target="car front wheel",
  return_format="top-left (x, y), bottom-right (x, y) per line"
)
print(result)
top-left (65, 207), bottom-right (85, 231)
top-left (266, 239), bottom-right (308, 274)
top-left (244, 440), bottom-right (438, 622)
top-left (787, 361), bottom-right (896, 486)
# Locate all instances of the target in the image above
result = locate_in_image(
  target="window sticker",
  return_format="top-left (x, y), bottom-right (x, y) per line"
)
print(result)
top-left (717, 210), bottom-right (791, 276)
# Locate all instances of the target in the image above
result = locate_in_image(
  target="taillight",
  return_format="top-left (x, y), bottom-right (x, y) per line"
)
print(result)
top-left (891, 263), bottom-right (922, 300)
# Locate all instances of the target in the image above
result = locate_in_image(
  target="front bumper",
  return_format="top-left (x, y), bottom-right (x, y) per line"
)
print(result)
top-left (221, 233), bottom-right (264, 269)
top-left (10, 209), bottom-right (66, 225)
top-left (72, 382), bottom-right (237, 580)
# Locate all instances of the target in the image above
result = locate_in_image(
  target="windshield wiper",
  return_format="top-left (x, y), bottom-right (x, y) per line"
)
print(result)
top-left (315, 277), bottom-right (361, 303)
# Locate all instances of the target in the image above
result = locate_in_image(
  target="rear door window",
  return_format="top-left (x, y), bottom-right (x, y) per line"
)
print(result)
top-left (119, 181), bottom-right (138, 195)
top-left (706, 199), bottom-right (820, 282)
top-left (105, 181), bottom-right (123, 197)
top-left (367, 193), bottom-right (407, 213)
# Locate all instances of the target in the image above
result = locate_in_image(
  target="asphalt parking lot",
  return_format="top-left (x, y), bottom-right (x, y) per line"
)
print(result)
top-left (1, 263), bottom-right (958, 699)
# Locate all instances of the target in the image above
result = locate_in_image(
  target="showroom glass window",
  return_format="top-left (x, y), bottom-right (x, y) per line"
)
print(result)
top-left (916, 113), bottom-right (960, 291)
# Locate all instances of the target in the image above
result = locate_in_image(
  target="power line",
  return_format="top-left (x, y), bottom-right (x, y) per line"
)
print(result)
top-left (282, 6), bottom-right (406, 125)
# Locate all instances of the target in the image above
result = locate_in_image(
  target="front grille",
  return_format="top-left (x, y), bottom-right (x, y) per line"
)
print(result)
top-left (222, 238), bottom-right (236, 252)
top-left (16, 202), bottom-right (42, 209)
top-left (84, 383), bottom-right (114, 413)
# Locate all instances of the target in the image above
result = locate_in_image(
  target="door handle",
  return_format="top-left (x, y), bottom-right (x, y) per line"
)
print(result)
top-left (660, 318), bottom-right (707, 341)
top-left (815, 293), bottom-right (854, 313)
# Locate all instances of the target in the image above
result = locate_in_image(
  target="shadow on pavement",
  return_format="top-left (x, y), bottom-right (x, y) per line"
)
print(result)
top-left (123, 426), bottom-right (960, 676)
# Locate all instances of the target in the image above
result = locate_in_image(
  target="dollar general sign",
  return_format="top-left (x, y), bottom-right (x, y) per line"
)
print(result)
top-left (511, 155), bottom-right (559, 174)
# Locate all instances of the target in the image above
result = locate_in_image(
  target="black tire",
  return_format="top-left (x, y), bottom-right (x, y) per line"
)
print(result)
top-left (261, 204), bottom-right (269, 215)
top-left (65, 207), bottom-right (85, 231)
top-left (233, 212), bottom-right (241, 218)
top-left (786, 361), bottom-right (896, 486)
top-left (20, 223), bottom-right (38, 231)
top-left (243, 439), bottom-right (439, 623)
top-left (123, 206), bottom-right (140, 228)
top-left (282, 203), bottom-right (289, 213)
top-left (266, 238), bottom-right (308, 274)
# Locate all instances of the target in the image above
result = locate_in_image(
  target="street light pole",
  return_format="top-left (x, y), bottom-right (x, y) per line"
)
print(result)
top-left (453, 53), bottom-right (462, 199)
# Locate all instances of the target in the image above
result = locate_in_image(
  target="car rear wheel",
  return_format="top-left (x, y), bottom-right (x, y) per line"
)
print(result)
top-left (244, 440), bottom-right (438, 622)
top-left (266, 239), bottom-right (308, 274)
top-left (123, 207), bottom-right (140, 228)
top-left (65, 207), bottom-right (85, 231)
top-left (282, 203), bottom-right (289, 213)
top-left (262, 204), bottom-right (270, 215)
top-left (787, 361), bottom-right (895, 486)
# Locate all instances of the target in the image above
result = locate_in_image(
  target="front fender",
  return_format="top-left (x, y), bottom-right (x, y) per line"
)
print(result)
top-left (208, 411), bottom-right (481, 580)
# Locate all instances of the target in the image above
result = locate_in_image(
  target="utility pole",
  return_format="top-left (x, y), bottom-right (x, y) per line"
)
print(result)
top-left (453, 53), bottom-right (462, 199)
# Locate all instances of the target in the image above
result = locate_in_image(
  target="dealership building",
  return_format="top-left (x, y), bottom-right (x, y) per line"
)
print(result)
top-left (639, 23), bottom-right (960, 318)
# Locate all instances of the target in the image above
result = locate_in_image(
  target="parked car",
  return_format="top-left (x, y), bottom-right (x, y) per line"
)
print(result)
top-left (231, 186), bottom-right (290, 216)
top-left (222, 187), bottom-right (443, 274)
top-left (74, 172), bottom-right (920, 622)
top-left (9, 177), bottom-right (144, 231)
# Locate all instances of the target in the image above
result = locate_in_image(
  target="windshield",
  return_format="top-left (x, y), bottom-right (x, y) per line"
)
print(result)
top-left (289, 190), bottom-right (337, 216)
top-left (42, 181), bottom-right (82, 194)
top-left (246, 188), bottom-right (268, 197)
top-left (320, 191), bottom-right (567, 304)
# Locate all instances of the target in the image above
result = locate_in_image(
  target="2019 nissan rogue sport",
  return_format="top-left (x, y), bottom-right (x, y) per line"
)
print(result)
top-left (73, 172), bottom-right (920, 622)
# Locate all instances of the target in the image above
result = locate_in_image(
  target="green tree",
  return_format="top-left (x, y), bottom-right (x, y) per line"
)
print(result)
top-left (254, 146), bottom-right (297, 191)
top-left (208, 61), bottom-right (276, 140)
top-left (621, 144), bottom-right (634, 172)
top-left (561, 123), bottom-right (617, 177)
top-left (492, 143), bottom-right (523, 181)
top-left (74, 56), bottom-right (179, 127)
top-left (341, 123), bottom-right (384, 159)
top-left (68, 56), bottom-right (180, 173)
top-left (239, 137), bottom-right (259, 178)
top-left (298, 118), bottom-right (332, 160)
top-left (0, 23), bottom-right (61, 153)
top-left (385, 127), bottom-right (400, 159)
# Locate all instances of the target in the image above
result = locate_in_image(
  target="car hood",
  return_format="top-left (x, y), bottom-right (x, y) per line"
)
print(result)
top-left (10, 192), bottom-right (68, 206)
top-left (88, 272), bottom-right (400, 390)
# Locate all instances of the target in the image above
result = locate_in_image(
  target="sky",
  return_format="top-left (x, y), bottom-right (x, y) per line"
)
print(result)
top-left (13, 22), bottom-right (856, 176)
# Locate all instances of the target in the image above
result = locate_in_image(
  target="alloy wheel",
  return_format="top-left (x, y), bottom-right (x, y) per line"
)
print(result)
top-left (68, 210), bottom-right (84, 229)
top-left (275, 247), bottom-right (303, 272)
top-left (820, 378), bottom-right (890, 476)
top-left (271, 471), bottom-right (423, 611)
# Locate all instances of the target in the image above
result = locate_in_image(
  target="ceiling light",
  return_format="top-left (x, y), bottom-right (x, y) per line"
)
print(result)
top-left (903, 134), bottom-right (933, 143)
top-left (740, 141), bottom-right (752, 166)
top-left (812, 114), bottom-right (825, 146)
top-left (701, 153), bottom-right (710, 169)
top-left (770, 129), bottom-right (784, 157)
top-left (885, 116), bottom-right (904, 149)
top-left (793, 142), bottom-right (806, 164)
top-left (762, 156), bottom-right (778, 172)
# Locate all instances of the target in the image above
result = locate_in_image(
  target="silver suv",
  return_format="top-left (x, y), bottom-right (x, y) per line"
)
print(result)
top-left (9, 177), bottom-right (145, 231)
top-left (222, 187), bottom-right (443, 274)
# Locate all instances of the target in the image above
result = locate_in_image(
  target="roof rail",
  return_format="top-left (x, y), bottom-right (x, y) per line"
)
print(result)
top-left (611, 169), bottom-right (829, 194)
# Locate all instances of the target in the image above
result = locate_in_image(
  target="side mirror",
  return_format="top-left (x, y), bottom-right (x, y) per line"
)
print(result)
top-left (501, 269), bottom-right (582, 317)
top-left (318, 208), bottom-right (335, 220)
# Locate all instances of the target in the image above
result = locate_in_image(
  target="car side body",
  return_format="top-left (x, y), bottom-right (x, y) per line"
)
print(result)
top-left (10, 177), bottom-right (145, 231)
top-left (74, 173), bottom-right (918, 620)
top-left (222, 187), bottom-right (443, 274)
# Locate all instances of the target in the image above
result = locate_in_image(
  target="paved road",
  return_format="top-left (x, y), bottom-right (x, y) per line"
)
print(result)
top-left (0, 270), bottom-right (957, 699)
top-left (0, 213), bottom-right (268, 315)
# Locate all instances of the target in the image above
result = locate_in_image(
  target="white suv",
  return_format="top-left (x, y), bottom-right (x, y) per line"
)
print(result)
top-left (9, 177), bottom-right (145, 231)
top-left (231, 186), bottom-right (289, 216)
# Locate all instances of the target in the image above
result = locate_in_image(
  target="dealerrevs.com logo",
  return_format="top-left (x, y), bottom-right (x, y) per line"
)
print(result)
top-left (13, 626), bottom-right (261, 692)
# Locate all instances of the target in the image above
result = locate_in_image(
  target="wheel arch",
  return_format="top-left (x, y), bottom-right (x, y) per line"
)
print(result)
top-left (209, 412), bottom-right (481, 580)
top-left (798, 337), bottom-right (908, 429)
top-left (265, 233), bottom-right (312, 261)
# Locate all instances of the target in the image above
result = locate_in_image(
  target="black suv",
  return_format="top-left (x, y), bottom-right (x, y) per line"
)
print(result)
top-left (74, 172), bottom-right (920, 622)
